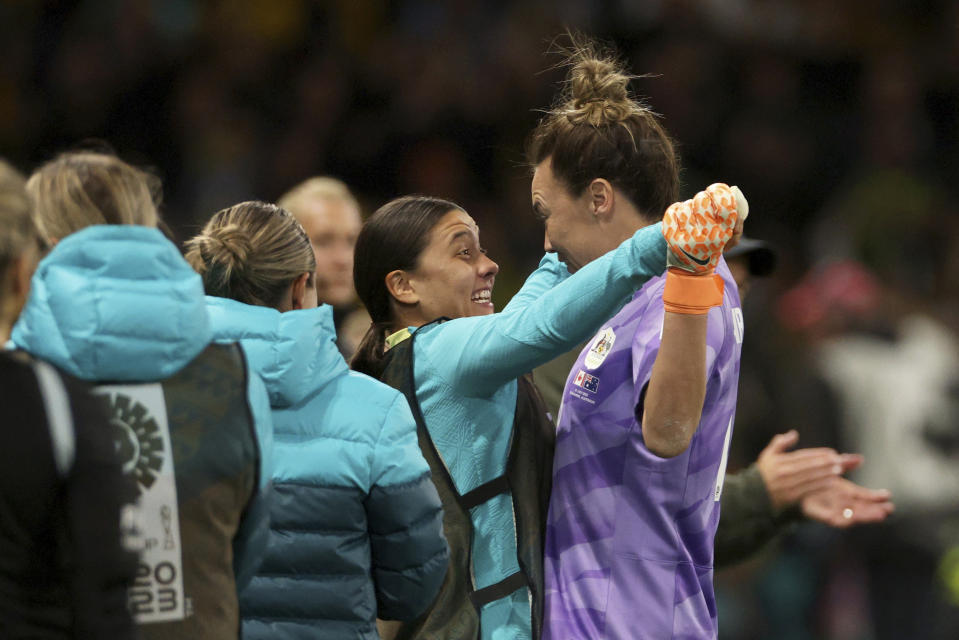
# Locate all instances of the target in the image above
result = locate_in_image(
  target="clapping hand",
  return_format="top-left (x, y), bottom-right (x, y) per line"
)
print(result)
top-left (756, 430), bottom-right (894, 527)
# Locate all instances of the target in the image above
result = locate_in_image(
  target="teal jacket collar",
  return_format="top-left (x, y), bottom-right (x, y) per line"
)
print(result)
top-left (205, 296), bottom-right (347, 408)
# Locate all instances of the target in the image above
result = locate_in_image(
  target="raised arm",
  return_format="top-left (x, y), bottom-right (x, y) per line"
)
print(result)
top-left (420, 222), bottom-right (667, 396)
top-left (499, 253), bottom-right (570, 315)
top-left (641, 185), bottom-right (746, 457)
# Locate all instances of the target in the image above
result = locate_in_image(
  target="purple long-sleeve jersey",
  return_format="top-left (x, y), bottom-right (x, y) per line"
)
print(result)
top-left (544, 259), bottom-right (743, 640)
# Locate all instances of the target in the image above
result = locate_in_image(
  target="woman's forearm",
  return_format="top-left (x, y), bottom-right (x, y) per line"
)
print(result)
top-left (641, 312), bottom-right (707, 458)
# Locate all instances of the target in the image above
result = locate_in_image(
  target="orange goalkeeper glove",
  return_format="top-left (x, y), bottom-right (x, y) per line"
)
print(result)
top-left (662, 184), bottom-right (748, 314)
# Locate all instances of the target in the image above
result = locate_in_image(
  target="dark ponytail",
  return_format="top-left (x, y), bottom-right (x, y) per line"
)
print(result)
top-left (350, 195), bottom-right (462, 378)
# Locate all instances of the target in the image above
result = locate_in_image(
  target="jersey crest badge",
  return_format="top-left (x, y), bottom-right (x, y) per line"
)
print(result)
top-left (585, 327), bottom-right (616, 369)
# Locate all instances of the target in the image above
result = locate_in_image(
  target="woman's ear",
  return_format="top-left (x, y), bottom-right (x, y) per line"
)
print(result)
top-left (385, 269), bottom-right (418, 306)
top-left (290, 272), bottom-right (312, 310)
top-left (588, 178), bottom-right (615, 220)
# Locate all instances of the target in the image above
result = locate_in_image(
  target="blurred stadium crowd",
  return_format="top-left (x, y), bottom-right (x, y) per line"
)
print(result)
top-left (2, 1), bottom-right (958, 638)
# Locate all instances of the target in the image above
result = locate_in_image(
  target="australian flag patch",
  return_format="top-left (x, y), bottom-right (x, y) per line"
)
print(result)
top-left (572, 370), bottom-right (600, 393)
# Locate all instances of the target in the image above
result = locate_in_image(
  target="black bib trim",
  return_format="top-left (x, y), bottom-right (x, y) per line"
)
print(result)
top-left (460, 475), bottom-right (511, 511)
top-left (468, 571), bottom-right (528, 608)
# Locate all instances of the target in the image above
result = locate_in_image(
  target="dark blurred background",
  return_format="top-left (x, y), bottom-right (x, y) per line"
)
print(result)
top-left (2, 1), bottom-right (958, 638)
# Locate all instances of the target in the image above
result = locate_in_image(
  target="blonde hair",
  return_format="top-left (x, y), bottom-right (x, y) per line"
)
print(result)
top-left (277, 176), bottom-right (359, 219)
top-left (26, 151), bottom-right (160, 241)
top-left (527, 34), bottom-right (680, 219)
top-left (0, 159), bottom-right (37, 268)
top-left (184, 201), bottom-right (316, 309)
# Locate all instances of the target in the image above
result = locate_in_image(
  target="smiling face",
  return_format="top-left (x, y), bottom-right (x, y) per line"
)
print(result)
top-left (403, 208), bottom-right (499, 322)
top-left (531, 157), bottom-right (610, 272)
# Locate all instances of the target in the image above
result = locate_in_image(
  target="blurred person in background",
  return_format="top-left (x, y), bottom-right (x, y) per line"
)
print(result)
top-left (9, 151), bottom-right (273, 640)
top-left (350, 178), bottom-right (732, 640)
top-left (778, 258), bottom-right (959, 640)
top-left (278, 176), bottom-right (370, 356)
top-left (0, 161), bottom-right (40, 344)
top-left (185, 201), bottom-right (448, 640)
top-left (768, 45), bottom-right (959, 640)
top-left (0, 158), bottom-right (138, 639)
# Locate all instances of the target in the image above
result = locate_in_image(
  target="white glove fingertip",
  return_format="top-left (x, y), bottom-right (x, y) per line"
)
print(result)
top-left (730, 185), bottom-right (749, 222)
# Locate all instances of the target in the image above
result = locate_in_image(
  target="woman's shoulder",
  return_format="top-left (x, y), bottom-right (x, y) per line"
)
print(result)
top-left (283, 369), bottom-right (409, 438)
top-left (410, 316), bottom-right (487, 355)
top-left (325, 370), bottom-right (408, 417)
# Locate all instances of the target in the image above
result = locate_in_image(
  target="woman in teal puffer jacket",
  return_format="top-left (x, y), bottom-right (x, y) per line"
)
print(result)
top-left (11, 151), bottom-right (274, 640)
top-left (184, 201), bottom-right (448, 640)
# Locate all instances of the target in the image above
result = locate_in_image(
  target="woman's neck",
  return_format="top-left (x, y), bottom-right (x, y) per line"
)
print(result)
top-left (390, 307), bottom-right (428, 334)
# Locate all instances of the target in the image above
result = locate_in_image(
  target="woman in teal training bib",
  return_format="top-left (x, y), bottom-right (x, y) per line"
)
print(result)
top-left (185, 201), bottom-right (448, 640)
top-left (350, 190), bottom-right (737, 640)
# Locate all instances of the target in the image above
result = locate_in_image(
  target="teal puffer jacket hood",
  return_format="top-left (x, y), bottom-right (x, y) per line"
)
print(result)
top-left (204, 296), bottom-right (346, 407)
top-left (12, 225), bottom-right (211, 380)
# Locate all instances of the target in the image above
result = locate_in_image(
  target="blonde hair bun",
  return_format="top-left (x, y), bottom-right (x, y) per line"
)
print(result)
top-left (185, 201), bottom-right (316, 308)
top-left (200, 225), bottom-right (253, 275)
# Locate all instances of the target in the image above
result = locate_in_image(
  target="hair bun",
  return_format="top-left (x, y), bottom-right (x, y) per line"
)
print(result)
top-left (206, 224), bottom-right (252, 270)
top-left (572, 58), bottom-right (628, 105)
top-left (559, 40), bottom-right (644, 127)
top-left (209, 224), bottom-right (253, 270)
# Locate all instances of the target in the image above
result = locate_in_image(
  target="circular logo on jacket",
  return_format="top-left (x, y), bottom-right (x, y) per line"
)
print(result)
top-left (585, 327), bottom-right (616, 370)
top-left (103, 393), bottom-right (166, 494)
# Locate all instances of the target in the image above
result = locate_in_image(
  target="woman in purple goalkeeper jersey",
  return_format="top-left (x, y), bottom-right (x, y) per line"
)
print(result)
top-left (527, 38), bottom-right (747, 639)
